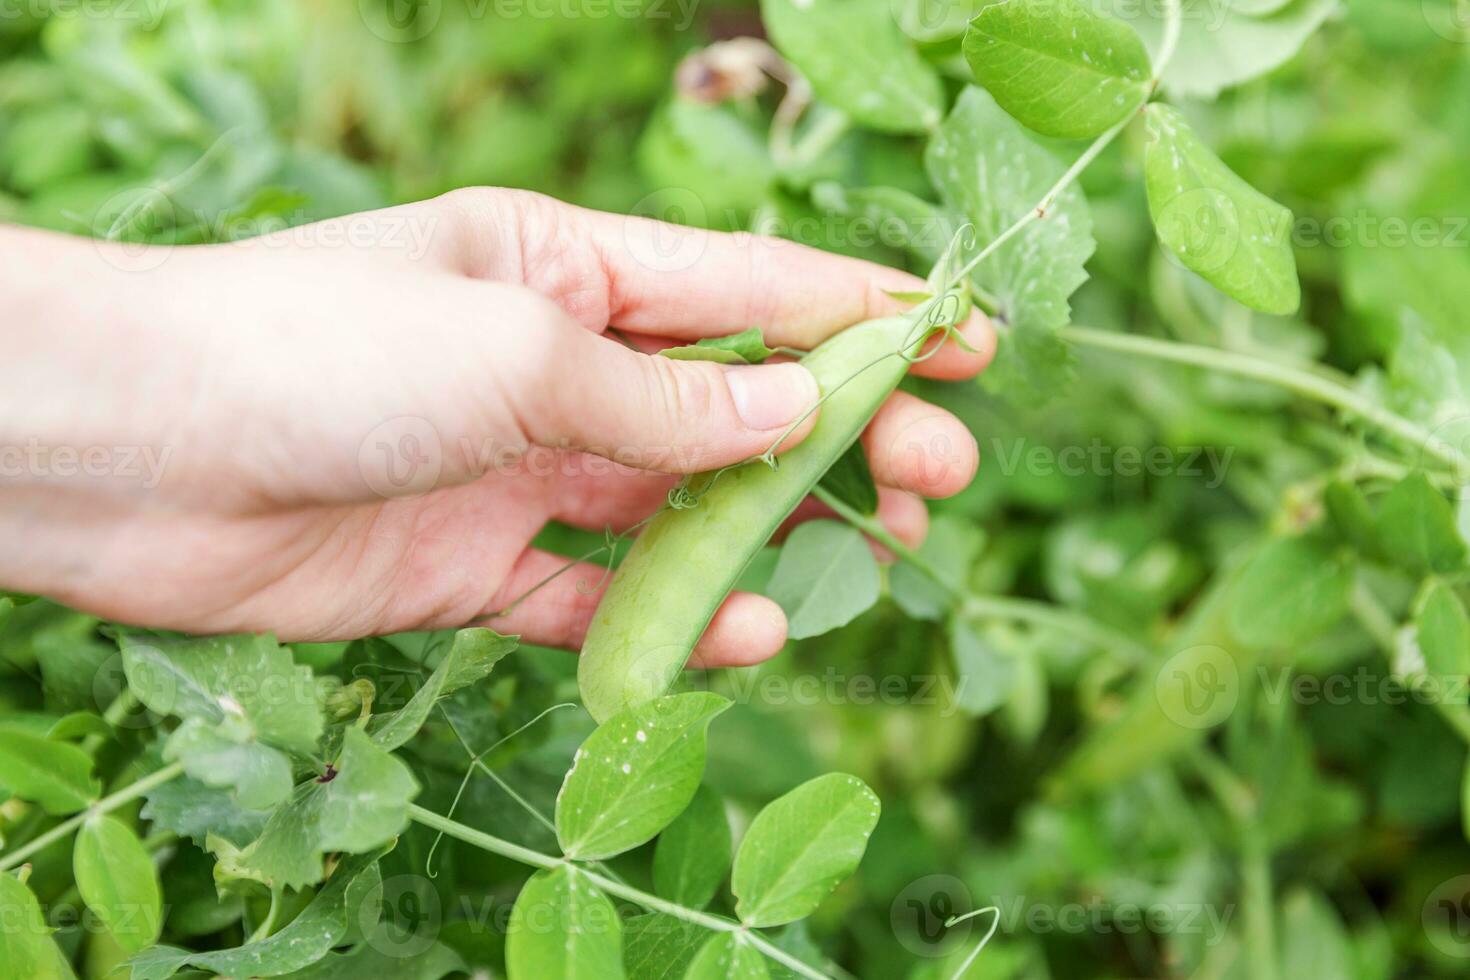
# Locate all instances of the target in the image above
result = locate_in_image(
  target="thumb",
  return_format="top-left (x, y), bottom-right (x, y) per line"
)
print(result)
top-left (516, 318), bottom-right (822, 474)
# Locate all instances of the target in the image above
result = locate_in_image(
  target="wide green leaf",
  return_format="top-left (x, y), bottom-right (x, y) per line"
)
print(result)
top-left (271, 941), bottom-right (465, 980)
top-left (0, 871), bottom-right (73, 979)
top-left (128, 849), bottom-right (384, 980)
top-left (685, 933), bottom-right (770, 979)
top-left (506, 866), bottom-right (624, 980)
top-left (116, 630), bottom-right (323, 755)
top-left (963, 0), bottom-right (1151, 139)
top-left (652, 784), bottom-right (731, 910)
top-left (767, 520), bottom-right (881, 639)
top-left (1376, 472), bottom-right (1467, 575)
top-left (761, 0), bottom-right (944, 133)
top-left (621, 913), bottom-right (706, 979)
top-left (74, 815), bottom-right (163, 954)
top-left (215, 727), bottom-right (418, 890)
top-left (164, 716), bottom-right (294, 810)
top-left (925, 87), bottom-right (1095, 399)
top-left (141, 767), bottom-right (270, 849)
top-left (948, 617), bottom-right (1017, 717)
top-left (0, 727), bottom-right (97, 814)
top-left (1144, 104), bottom-right (1299, 315)
top-left (556, 693), bottom-right (730, 860)
top-left (1417, 581), bottom-right (1470, 678)
top-left (731, 773), bottom-right (881, 927)
top-left (1227, 536), bottom-right (1354, 649)
top-left (817, 442), bottom-right (879, 516)
top-left (368, 628), bottom-right (516, 751)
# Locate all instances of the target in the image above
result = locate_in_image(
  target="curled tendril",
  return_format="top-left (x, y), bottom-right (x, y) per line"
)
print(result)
top-left (667, 482), bottom-right (704, 509)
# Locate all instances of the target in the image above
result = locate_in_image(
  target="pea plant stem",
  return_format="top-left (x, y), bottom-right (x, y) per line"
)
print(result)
top-left (1061, 325), bottom-right (1470, 472)
top-left (0, 760), bottom-right (187, 872)
top-left (406, 804), bottom-right (831, 980)
top-left (811, 486), bottom-right (1152, 663)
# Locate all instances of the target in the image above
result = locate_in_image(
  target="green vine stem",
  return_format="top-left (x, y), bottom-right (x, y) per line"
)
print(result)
top-left (406, 804), bottom-right (831, 980)
top-left (0, 760), bottom-right (186, 872)
top-left (1061, 325), bottom-right (1470, 472)
top-left (811, 486), bottom-right (1153, 663)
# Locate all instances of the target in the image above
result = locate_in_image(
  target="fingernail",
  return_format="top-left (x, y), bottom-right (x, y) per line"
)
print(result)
top-left (724, 363), bottom-right (820, 431)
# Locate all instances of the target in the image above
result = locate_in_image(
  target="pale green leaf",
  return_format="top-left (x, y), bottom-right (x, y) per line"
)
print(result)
top-left (766, 520), bottom-right (881, 639)
top-left (732, 772), bottom-right (881, 927)
top-left (621, 913), bottom-right (706, 979)
top-left (506, 866), bottom-right (624, 980)
top-left (556, 693), bottom-right (730, 860)
top-left (368, 628), bottom-right (516, 751)
top-left (948, 617), bottom-right (1017, 717)
top-left (761, 0), bottom-right (944, 133)
top-left (1417, 581), bottom-right (1470, 678)
top-left (141, 768), bottom-right (270, 849)
top-left (1144, 104), bottom-right (1299, 315)
top-left (925, 87), bottom-right (1095, 400)
top-left (0, 728), bottom-right (97, 814)
top-left (1376, 472), bottom-right (1467, 575)
top-left (116, 630), bottom-right (324, 755)
top-left (685, 933), bottom-right (770, 979)
top-left (890, 515), bottom-right (985, 620)
top-left (272, 941), bottom-right (465, 980)
top-left (164, 716), bottom-right (294, 811)
top-left (662, 328), bottom-right (777, 366)
top-left (74, 815), bottom-right (163, 954)
top-left (964, 0), bottom-right (1150, 138)
top-left (1227, 536), bottom-right (1354, 649)
top-left (0, 871), bottom-right (73, 980)
top-left (652, 785), bottom-right (731, 910)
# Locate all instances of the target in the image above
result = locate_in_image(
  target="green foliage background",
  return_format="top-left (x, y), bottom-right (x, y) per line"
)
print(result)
top-left (3, 0), bottom-right (1470, 977)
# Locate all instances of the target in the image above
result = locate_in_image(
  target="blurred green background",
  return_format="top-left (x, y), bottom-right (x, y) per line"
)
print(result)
top-left (4, 0), bottom-right (1470, 977)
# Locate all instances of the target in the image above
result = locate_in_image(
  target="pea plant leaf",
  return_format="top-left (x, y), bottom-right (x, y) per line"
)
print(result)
top-left (1117, 0), bottom-right (1338, 99)
top-left (948, 616), bottom-right (1017, 717)
top-left (890, 514), bottom-right (986, 621)
top-left (1376, 472), bottom-right (1467, 575)
top-left (963, 0), bottom-right (1152, 139)
top-left (127, 848), bottom-right (385, 980)
top-left (141, 751), bottom-right (271, 849)
top-left (652, 784), bottom-right (731, 910)
top-left (0, 727), bottom-right (98, 814)
top-left (214, 727), bottom-right (418, 890)
top-left (732, 772), bottom-right (882, 927)
top-left (556, 692), bottom-right (730, 860)
top-left (1227, 535), bottom-right (1354, 649)
top-left (767, 520), bottom-right (881, 639)
top-left (760, 0), bottom-right (944, 133)
top-left (1416, 581), bottom-right (1470, 678)
top-left (817, 442), bottom-right (879, 516)
top-left (1144, 104), bottom-right (1300, 315)
top-left (685, 933), bottom-right (770, 980)
top-left (925, 86), bottom-right (1096, 401)
top-left (73, 815), bottom-right (163, 954)
top-left (506, 866), bottom-right (624, 980)
top-left (0, 869), bottom-right (73, 979)
top-left (367, 628), bottom-right (516, 751)
top-left (662, 328), bottom-right (777, 366)
top-left (115, 630), bottom-right (324, 756)
top-left (622, 913), bottom-right (706, 979)
top-left (163, 716), bottom-right (294, 811)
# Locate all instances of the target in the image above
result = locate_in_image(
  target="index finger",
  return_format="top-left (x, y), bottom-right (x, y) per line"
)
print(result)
top-left (580, 207), bottom-right (995, 380)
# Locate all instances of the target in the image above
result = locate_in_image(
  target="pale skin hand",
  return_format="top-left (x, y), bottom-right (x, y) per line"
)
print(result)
top-left (0, 188), bottom-right (993, 666)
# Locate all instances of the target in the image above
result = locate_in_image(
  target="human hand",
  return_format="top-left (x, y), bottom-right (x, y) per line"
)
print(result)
top-left (0, 188), bottom-right (992, 665)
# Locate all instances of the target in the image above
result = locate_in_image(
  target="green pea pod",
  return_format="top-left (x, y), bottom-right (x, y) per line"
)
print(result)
top-left (578, 315), bottom-right (924, 722)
